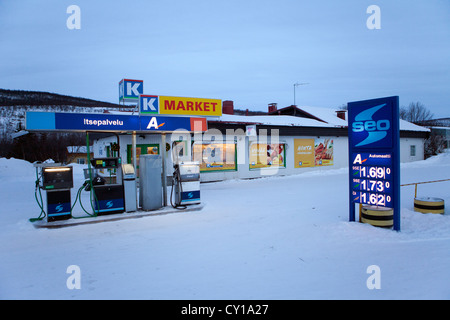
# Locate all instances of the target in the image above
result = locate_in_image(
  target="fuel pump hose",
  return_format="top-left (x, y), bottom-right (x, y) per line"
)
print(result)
top-left (29, 167), bottom-right (46, 222)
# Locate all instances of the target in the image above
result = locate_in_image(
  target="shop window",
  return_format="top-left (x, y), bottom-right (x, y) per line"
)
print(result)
top-left (192, 142), bottom-right (237, 172)
top-left (171, 140), bottom-right (188, 163)
top-left (249, 143), bottom-right (286, 169)
top-left (126, 144), bottom-right (160, 177)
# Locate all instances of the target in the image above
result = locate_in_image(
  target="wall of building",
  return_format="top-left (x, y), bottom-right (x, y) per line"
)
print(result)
top-left (193, 133), bottom-right (349, 182)
top-left (92, 133), bottom-right (426, 183)
top-left (399, 137), bottom-right (426, 162)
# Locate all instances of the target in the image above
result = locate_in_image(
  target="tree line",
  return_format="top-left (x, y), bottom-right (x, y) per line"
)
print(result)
top-left (0, 88), bottom-right (122, 108)
top-left (0, 88), bottom-right (129, 163)
top-left (1, 125), bottom-right (87, 163)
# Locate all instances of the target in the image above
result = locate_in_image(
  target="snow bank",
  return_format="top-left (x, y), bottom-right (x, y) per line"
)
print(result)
top-left (0, 154), bottom-right (448, 299)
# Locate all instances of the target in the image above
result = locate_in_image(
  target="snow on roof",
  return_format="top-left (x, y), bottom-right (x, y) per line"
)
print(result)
top-left (305, 108), bottom-right (429, 132)
top-left (296, 106), bottom-right (348, 126)
top-left (213, 114), bottom-right (339, 128)
top-left (104, 106), bottom-right (429, 132)
top-left (399, 119), bottom-right (430, 132)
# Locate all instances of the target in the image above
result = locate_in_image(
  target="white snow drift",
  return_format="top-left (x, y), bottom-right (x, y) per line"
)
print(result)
top-left (0, 153), bottom-right (449, 299)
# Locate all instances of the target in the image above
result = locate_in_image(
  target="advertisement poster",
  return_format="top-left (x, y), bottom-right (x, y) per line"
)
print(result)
top-left (314, 138), bottom-right (333, 166)
top-left (192, 143), bottom-right (236, 172)
top-left (249, 143), bottom-right (285, 169)
top-left (294, 138), bottom-right (334, 168)
top-left (294, 139), bottom-right (314, 168)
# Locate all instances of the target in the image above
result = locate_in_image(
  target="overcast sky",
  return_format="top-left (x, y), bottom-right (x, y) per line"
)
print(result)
top-left (0, 0), bottom-right (449, 117)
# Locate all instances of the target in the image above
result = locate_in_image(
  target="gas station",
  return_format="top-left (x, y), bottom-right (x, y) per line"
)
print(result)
top-left (24, 79), bottom-right (431, 231)
top-left (26, 79), bottom-right (213, 228)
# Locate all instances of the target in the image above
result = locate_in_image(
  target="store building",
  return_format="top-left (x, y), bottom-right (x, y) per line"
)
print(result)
top-left (92, 101), bottom-right (429, 183)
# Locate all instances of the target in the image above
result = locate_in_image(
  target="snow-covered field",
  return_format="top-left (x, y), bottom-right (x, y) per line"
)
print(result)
top-left (0, 153), bottom-right (449, 300)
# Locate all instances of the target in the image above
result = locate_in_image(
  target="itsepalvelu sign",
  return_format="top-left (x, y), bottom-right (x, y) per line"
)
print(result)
top-left (25, 111), bottom-right (207, 133)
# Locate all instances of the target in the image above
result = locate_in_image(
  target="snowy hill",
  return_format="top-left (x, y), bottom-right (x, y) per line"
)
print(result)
top-left (0, 153), bottom-right (449, 300)
top-left (0, 89), bottom-right (126, 140)
top-left (0, 88), bottom-right (122, 108)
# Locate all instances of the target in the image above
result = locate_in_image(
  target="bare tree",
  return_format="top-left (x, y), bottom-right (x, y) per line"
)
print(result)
top-left (400, 102), bottom-right (434, 124)
top-left (425, 135), bottom-right (446, 158)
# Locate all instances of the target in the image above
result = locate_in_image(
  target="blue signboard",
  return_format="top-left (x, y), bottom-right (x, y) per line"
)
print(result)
top-left (55, 113), bottom-right (140, 131)
top-left (119, 79), bottom-right (143, 102)
top-left (348, 96), bottom-right (400, 231)
top-left (349, 103), bottom-right (393, 149)
top-left (140, 115), bottom-right (193, 132)
top-left (139, 95), bottom-right (159, 115)
top-left (26, 111), bottom-right (207, 133)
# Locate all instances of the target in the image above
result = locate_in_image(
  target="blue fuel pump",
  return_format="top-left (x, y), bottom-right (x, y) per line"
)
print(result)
top-left (31, 163), bottom-right (73, 222)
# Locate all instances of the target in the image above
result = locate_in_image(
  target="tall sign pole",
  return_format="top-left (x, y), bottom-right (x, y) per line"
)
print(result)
top-left (348, 96), bottom-right (401, 231)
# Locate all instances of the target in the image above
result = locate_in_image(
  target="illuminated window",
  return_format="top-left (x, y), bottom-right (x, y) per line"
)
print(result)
top-left (192, 142), bottom-right (237, 172)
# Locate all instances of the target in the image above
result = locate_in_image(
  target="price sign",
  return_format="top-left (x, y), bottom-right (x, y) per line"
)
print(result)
top-left (348, 97), bottom-right (400, 230)
top-left (351, 152), bottom-right (393, 207)
top-left (352, 179), bottom-right (393, 194)
top-left (352, 166), bottom-right (392, 181)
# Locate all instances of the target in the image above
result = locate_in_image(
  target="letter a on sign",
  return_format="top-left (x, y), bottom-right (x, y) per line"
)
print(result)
top-left (147, 117), bottom-right (159, 129)
top-left (353, 154), bottom-right (362, 164)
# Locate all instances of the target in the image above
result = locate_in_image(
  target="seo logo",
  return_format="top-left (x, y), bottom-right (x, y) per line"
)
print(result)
top-left (352, 104), bottom-right (391, 147)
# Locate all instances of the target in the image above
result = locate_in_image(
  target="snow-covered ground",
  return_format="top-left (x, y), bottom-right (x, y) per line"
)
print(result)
top-left (0, 153), bottom-right (449, 299)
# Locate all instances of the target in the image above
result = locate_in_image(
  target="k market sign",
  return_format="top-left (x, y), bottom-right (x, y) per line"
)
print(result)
top-left (119, 79), bottom-right (143, 103)
top-left (139, 94), bottom-right (222, 117)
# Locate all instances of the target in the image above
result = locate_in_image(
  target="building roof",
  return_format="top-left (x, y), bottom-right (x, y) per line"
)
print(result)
top-left (418, 118), bottom-right (450, 127)
top-left (106, 106), bottom-right (430, 132)
top-left (215, 107), bottom-right (429, 132)
top-left (212, 113), bottom-right (340, 128)
top-left (268, 105), bottom-right (347, 126)
top-left (399, 119), bottom-right (430, 132)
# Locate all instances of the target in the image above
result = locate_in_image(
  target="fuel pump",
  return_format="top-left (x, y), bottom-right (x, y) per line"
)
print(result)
top-left (171, 161), bottom-right (201, 209)
top-left (32, 163), bottom-right (73, 222)
top-left (122, 163), bottom-right (137, 212)
top-left (89, 157), bottom-right (125, 215)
